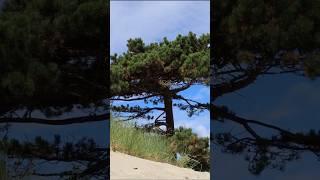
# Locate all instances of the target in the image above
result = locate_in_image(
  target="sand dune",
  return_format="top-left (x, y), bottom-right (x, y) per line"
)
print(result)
top-left (110, 151), bottom-right (210, 180)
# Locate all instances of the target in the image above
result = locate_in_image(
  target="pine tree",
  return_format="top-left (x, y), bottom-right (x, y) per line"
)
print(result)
top-left (111, 32), bottom-right (210, 135)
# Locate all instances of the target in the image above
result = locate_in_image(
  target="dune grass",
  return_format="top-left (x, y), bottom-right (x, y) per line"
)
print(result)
top-left (0, 159), bottom-right (7, 180)
top-left (111, 120), bottom-right (176, 164)
top-left (110, 119), bottom-right (208, 171)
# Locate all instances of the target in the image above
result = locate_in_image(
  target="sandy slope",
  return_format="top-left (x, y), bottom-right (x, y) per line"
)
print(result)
top-left (110, 151), bottom-right (209, 180)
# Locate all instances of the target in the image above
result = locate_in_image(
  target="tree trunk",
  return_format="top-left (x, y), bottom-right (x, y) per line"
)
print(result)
top-left (164, 95), bottom-right (174, 136)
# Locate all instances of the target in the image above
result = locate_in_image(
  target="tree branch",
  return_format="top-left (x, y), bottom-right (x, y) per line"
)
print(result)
top-left (110, 94), bottom-right (158, 101)
top-left (213, 104), bottom-right (320, 154)
top-left (0, 113), bottom-right (109, 125)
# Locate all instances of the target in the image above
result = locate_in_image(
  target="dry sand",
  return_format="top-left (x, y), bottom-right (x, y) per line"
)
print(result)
top-left (110, 151), bottom-right (210, 180)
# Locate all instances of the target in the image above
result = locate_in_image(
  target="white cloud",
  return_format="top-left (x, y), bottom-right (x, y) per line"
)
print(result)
top-left (111, 1), bottom-right (210, 54)
top-left (179, 120), bottom-right (210, 138)
top-left (175, 111), bottom-right (210, 137)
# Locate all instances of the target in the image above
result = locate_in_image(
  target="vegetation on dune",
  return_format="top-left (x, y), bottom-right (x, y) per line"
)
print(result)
top-left (111, 120), bottom-right (175, 163)
top-left (170, 127), bottom-right (210, 171)
top-left (111, 119), bottom-right (210, 171)
top-left (109, 28), bottom-right (210, 171)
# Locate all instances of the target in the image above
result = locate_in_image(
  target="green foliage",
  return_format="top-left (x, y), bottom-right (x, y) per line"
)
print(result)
top-left (111, 32), bottom-right (210, 96)
top-left (111, 33), bottom-right (210, 135)
top-left (0, 0), bottom-right (108, 115)
top-left (169, 127), bottom-right (210, 171)
top-left (215, 0), bottom-right (320, 77)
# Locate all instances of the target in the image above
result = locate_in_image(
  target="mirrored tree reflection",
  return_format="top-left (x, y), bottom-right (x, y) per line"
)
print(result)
top-left (0, 0), bottom-right (109, 179)
top-left (0, 127), bottom-right (108, 179)
top-left (212, 0), bottom-right (320, 177)
top-left (0, 112), bottom-right (109, 179)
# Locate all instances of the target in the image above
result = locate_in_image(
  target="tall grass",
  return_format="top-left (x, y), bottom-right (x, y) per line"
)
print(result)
top-left (0, 157), bottom-right (7, 180)
top-left (111, 120), bottom-right (176, 164)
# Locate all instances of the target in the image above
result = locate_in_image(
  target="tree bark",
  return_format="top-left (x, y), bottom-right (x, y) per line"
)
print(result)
top-left (164, 94), bottom-right (174, 135)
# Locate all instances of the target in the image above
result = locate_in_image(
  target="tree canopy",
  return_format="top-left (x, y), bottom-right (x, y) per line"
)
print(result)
top-left (213, 0), bottom-right (320, 175)
top-left (111, 32), bottom-right (210, 135)
top-left (0, 0), bottom-right (108, 118)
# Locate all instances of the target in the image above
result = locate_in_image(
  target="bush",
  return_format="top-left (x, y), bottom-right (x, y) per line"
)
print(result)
top-left (169, 127), bottom-right (210, 171)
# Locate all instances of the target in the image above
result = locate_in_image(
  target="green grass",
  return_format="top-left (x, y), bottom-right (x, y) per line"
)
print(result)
top-left (0, 158), bottom-right (7, 180)
top-left (111, 120), bottom-right (176, 164)
top-left (110, 119), bottom-right (208, 171)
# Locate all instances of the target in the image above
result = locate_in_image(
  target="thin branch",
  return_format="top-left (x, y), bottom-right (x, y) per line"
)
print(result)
top-left (175, 95), bottom-right (209, 110)
top-left (110, 94), bottom-right (158, 101)
top-left (171, 82), bottom-right (193, 93)
top-left (0, 113), bottom-right (109, 125)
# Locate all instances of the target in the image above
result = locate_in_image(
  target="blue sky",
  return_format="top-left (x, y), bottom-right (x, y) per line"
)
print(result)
top-left (214, 74), bottom-right (320, 179)
top-left (111, 1), bottom-right (210, 137)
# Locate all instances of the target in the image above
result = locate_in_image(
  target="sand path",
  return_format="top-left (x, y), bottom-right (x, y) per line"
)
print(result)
top-left (110, 151), bottom-right (209, 180)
